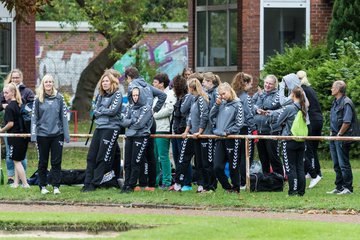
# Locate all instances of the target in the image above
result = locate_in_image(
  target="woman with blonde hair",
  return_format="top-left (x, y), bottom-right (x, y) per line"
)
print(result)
top-left (170, 78), bottom-right (215, 193)
top-left (0, 83), bottom-right (30, 188)
top-left (31, 74), bottom-right (70, 194)
top-left (82, 70), bottom-right (123, 192)
top-left (297, 70), bottom-right (323, 188)
top-left (0, 69), bottom-right (34, 185)
top-left (210, 82), bottom-right (244, 193)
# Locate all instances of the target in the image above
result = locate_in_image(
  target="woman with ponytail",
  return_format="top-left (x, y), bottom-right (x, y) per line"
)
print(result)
top-left (0, 83), bottom-right (30, 188)
top-left (270, 86), bottom-right (307, 196)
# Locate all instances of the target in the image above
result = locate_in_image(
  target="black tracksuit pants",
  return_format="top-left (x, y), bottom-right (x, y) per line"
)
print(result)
top-left (141, 119), bottom-right (156, 187)
top-left (124, 136), bottom-right (149, 189)
top-left (304, 120), bottom-right (323, 178)
top-left (37, 134), bottom-right (64, 188)
top-left (214, 139), bottom-right (240, 191)
top-left (257, 134), bottom-right (284, 176)
top-left (283, 140), bottom-right (306, 196)
top-left (84, 128), bottom-right (119, 187)
top-left (175, 138), bottom-right (215, 190)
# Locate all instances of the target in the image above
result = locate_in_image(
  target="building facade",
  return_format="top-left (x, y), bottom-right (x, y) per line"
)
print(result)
top-left (188, 0), bottom-right (333, 82)
top-left (0, 4), bottom-right (36, 89)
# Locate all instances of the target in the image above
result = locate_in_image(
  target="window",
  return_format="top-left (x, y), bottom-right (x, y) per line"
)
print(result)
top-left (0, 4), bottom-right (15, 83)
top-left (196, 0), bottom-right (237, 71)
top-left (260, 0), bottom-right (310, 67)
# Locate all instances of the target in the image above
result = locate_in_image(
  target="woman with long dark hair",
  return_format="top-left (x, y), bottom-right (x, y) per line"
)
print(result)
top-left (270, 86), bottom-right (307, 196)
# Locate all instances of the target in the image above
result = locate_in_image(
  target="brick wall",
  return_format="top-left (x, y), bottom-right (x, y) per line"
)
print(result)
top-left (311, 0), bottom-right (333, 44)
top-left (190, 0), bottom-right (333, 82)
top-left (36, 30), bottom-right (188, 95)
top-left (241, 0), bottom-right (261, 82)
top-left (16, 15), bottom-right (36, 89)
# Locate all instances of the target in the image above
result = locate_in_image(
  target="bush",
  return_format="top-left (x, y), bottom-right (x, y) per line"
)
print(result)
top-left (261, 37), bottom-right (360, 157)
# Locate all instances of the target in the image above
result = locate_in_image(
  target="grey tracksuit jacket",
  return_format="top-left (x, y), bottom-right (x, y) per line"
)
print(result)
top-left (207, 86), bottom-right (219, 110)
top-left (187, 95), bottom-right (211, 134)
top-left (94, 90), bottom-right (123, 129)
top-left (121, 87), bottom-right (153, 137)
top-left (238, 91), bottom-right (256, 131)
top-left (180, 93), bottom-right (194, 121)
top-left (210, 99), bottom-right (244, 136)
top-left (127, 77), bottom-right (167, 113)
top-left (31, 93), bottom-right (70, 142)
top-left (253, 89), bottom-right (281, 134)
top-left (269, 102), bottom-right (301, 136)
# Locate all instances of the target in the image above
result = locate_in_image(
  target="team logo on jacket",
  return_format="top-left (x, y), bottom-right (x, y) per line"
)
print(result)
top-left (201, 142), bottom-right (208, 147)
top-left (103, 139), bottom-right (110, 145)
top-left (135, 141), bottom-right (142, 147)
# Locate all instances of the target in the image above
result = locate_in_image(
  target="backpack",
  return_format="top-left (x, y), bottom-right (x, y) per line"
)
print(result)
top-left (290, 108), bottom-right (308, 142)
top-left (20, 101), bottom-right (33, 133)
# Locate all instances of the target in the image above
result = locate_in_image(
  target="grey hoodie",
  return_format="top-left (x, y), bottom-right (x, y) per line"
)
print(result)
top-left (187, 95), bottom-right (211, 134)
top-left (94, 89), bottom-right (123, 129)
top-left (210, 99), bottom-right (244, 136)
top-left (31, 93), bottom-right (70, 142)
top-left (269, 102), bottom-right (302, 136)
top-left (121, 87), bottom-right (153, 137)
top-left (279, 73), bottom-right (301, 106)
top-left (238, 92), bottom-right (256, 131)
top-left (127, 77), bottom-right (167, 113)
top-left (253, 89), bottom-right (281, 134)
top-left (207, 86), bottom-right (219, 109)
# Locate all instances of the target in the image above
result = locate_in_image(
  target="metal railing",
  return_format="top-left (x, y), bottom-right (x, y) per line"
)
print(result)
top-left (1, 133), bottom-right (359, 192)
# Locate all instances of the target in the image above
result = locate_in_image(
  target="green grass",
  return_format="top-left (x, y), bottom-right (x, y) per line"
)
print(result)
top-left (1, 148), bottom-right (360, 211)
top-left (0, 211), bottom-right (359, 240)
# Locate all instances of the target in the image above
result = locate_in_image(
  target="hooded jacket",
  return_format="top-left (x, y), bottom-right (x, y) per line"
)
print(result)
top-left (238, 91), bottom-right (256, 131)
top-left (269, 102), bottom-right (302, 136)
top-left (210, 99), bottom-right (244, 136)
top-left (207, 86), bottom-right (219, 110)
top-left (121, 87), bottom-right (153, 137)
top-left (253, 89), bottom-right (281, 134)
top-left (31, 93), bottom-right (70, 142)
top-left (94, 89), bottom-right (123, 129)
top-left (187, 95), bottom-right (211, 134)
top-left (127, 77), bottom-right (167, 113)
top-left (279, 73), bottom-right (301, 106)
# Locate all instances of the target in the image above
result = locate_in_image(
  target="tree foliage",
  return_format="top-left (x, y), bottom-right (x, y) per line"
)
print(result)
top-left (327, 0), bottom-right (360, 52)
top-left (0, 0), bottom-right (51, 23)
top-left (37, 0), bottom-right (188, 119)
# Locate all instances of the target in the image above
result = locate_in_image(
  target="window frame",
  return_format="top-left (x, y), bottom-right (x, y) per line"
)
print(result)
top-left (195, 1), bottom-right (237, 72)
top-left (260, 0), bottom-right (310, 68)
top-left (0, 5), bottom-right (16, 74)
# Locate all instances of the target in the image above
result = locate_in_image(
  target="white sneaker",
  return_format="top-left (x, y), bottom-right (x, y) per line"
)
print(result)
top-left (337, 188), bottom-right (352, 195)
top-left (41, 187), bottom-right (50, 195)
top-left (305, 173), bottom-right (311, 179)
top-left (53, 187), bottom-right (61, 195)
top-left (196, 185), bottom-right (204, 193)
top-left (22, 184), bottom-right (31, 189)
top-left (308, 175), bottom-right (322, 189)
top-left (240, 185), bottom-right (246, 190)
top-left (326, 189), bottom-right (342, 194)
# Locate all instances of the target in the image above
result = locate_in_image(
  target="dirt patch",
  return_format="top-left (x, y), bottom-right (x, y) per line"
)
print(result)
top-left (0, 203), bottom-right (359, 224)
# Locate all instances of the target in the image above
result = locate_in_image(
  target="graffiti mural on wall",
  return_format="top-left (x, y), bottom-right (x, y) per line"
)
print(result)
top-left (114, 38), bottom-right (188, 82)
top-left (37, 37), bottom-right (188, 96)
top-left (36, 44), bottom-right (94, 94)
